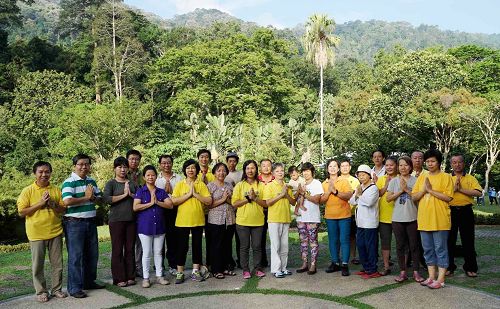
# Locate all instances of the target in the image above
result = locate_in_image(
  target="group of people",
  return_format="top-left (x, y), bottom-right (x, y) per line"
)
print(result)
top-left (17, 147), bottom-right (483, 302)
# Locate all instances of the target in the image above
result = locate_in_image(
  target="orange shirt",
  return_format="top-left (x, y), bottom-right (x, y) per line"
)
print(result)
top-left (322, 178), bottom-right (352, 219)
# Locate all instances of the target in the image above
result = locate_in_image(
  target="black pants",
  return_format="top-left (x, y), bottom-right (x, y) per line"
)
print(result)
top-left (392, 221), bottom-right (420, 272)
top-left (260, 210), bottom-right (269, 267)
top-left (162, 208), bottom-right (178, 269)
top-left (208, 223), bottom-right (236, 274)
top-left (109, 221), bottom-right (136, 284)
top-left (448, 205), bottom-right (478, 273)
top-left (204, 215), bottom-right (212, 267)
top-left (237, 225), bottom-right (263, 272)
top-left (176, 226), bottom-right (203, 266)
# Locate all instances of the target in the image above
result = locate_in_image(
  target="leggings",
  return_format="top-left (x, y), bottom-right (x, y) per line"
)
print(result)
top-left (297, 222), bottom-right (319, 265)
top-left (138, 233), bottom-right (165, 279)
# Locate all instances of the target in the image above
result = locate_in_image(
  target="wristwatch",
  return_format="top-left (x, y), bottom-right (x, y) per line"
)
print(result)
top-left (333, 189), bottom-right (338, 196)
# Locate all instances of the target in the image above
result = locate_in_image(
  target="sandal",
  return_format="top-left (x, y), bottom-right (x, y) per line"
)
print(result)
top-left (394, 273), bottom-right (408, 283)
top-left (37, 292), bottom-right (49, 303)
top-left (214, 273), bottom-right (225, 279)
top-left (223, 270), bottom-right (236, 276)
top-left (413, 272), bottom-right (425, 283)
top-left (52, 290), bottom-right (68, 298)
top-left (379, 268), bottom-right (391, 276)
top-left (127, 280), bottom-right (136, 286)
top-left (466, 271), bottom-right (478, 278)
top-left (117, 282), bottom-right (127, 287)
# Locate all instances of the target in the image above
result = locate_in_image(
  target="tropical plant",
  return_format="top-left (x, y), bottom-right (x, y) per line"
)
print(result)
top-left (302, 13), bottom-right (340, 162)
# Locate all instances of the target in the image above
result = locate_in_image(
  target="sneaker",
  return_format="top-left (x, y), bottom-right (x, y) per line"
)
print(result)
top-left (142, 279), bottom-right (150, 288)
top-left (282, 270), bottom-right (292, 276)
top-left (256, 270), bottom-right (266, 278)
top-left (175, 272), bottom-right (185, 284)
top-left (273, 271), bottom-right (284, 278)
top-left (341, 264), bottom-right (350, 276)
top-left (243, 271), bottom-right (251, 279)
top-left (157, 277), bottom-right (170, 285)
top-left (191, 270), bottom-right (205, 282)
top-left (325, 263), bottom-right (341, 273)
top-left (428, 281), bottom-right (445, 289)
top-left (168, 267), bottom-right (177, 276)
top-left (420, 278), bottom-right (434, 286)
top-left (355, 270), bottom-right (366, 275)
top-left (199, 265), bottom-right (211, 280)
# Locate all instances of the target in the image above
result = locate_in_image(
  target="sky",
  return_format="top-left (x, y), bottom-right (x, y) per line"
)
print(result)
top-left (124, 0), bottom-right (499, 34)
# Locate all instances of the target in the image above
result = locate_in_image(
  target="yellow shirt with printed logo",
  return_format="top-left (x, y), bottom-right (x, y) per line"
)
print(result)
top-left (232, 181), bottom-right (264, 226)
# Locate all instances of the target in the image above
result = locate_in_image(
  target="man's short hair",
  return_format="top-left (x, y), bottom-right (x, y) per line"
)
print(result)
top-left (197, 149), bottom-right (211, 159)
top-left (126, 149), bottom-right (142, 159)
top-left (158, 155), bottom-right (174, 164)
top-left (32, 161), bottom-right (52, 174)
top-left (72, 154), bottom-right (91, 165)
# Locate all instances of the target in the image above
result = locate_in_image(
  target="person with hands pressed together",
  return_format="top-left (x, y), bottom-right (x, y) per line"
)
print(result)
top-left (321, 159), bottom-right (353, 276)
top-left (447, 154), bottom-right (482, 278)
top-left (232, 160), bottom-right (267, 279)
top-left (207, 163), bottom-right (236, 279)
top-left (263, 163), bottom-right (296, 278)
top-left (411, 149), bottom-right (454, 289)
top-left (349, 165), bottom-right (380, 279)
top-left (376, 156), bottom-right (398, 276)
top-left (133, 165), bottom-right (173, 288)
top-left (295, 162), bottom-right (324, 275)
top-left (258, 159), bottom-right (274, 268)
top-left (386, 156), bottom-right (423, 283)
top-left (196, 149), bottom-right (215, 269)
top-left (156, 155), bottom-right (183, 276)
top-left (18, 161), bottom-right (67, 303)
top-left (103, 157), bottom-right (139, 287)
top-left (171, 159), bottom-right (212, 284)
top-left (61, 154), bottom-right (104, 298)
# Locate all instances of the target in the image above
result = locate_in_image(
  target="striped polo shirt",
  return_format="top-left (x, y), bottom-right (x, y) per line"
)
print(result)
top-left (61, 172), bottom-right (101, 218)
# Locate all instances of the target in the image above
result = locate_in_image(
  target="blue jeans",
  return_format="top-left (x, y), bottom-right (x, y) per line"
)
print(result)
top-left (326, 218), bottom-right (351, 264)
top-left (420, 230), bottom-right (449, 269)
top-left (356, 227), bottom-right (378, 273)
top-left (63, 218), bottom-right (98, 295)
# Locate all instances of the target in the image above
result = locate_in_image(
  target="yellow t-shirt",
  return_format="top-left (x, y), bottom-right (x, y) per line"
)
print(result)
top-left (17, 182), bottom-right (64, 241)
top-left (412, 172), bottom-right (453, 231)
top-left (173, 179), bottom-right (211, 227)
top-left (262, 180), bottom-right (292, 223)
top-left (322, 178), bottom-right (352, 219)
top-left (450, 174), bottom-right (482, 206)
top-left (232, 181), bottom-right (264, 226)
top-left (377, 175), bottom-right (395, 224)
top-left (197, 170), bottom-right (215, 183)
top-left (340, 175), bottom-right (359, 215)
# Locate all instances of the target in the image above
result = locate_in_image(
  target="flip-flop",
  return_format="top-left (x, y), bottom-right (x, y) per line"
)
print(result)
top-left (37, 292), bottom-right (49, 303)
top-left (214, 273), bottom-right (225, 279)
top-left (466, 271), bottom-right (478, 278)
top-left (224, 270), bottom-right (236, 276)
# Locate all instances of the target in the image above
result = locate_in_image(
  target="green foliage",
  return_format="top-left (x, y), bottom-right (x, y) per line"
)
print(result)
top-left (51, 100), bottom-right (150, 160)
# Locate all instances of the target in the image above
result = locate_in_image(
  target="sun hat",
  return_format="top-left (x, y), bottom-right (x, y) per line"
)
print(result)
top-left (355, 164), bottom-right (372, 178)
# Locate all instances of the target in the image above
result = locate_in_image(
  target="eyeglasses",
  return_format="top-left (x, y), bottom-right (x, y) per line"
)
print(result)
top-left (76, 163), bottom-right (91, 167)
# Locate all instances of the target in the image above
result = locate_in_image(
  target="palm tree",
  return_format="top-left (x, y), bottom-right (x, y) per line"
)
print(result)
top-left (303, 14), bottom-right (339, 162)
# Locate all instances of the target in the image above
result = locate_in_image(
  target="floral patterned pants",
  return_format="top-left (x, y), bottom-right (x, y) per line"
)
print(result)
top-left (297, 222), bottom-right (319, 265)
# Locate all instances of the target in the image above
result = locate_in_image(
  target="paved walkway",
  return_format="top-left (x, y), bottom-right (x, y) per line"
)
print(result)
top-left (1, 270), bottom-right (498, 309)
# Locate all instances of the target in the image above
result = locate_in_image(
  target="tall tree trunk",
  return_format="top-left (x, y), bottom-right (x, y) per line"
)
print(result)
top-left (319, 56), bottom-right (324, 163)
top-left (111, 0), bottom-right (119, 101)
top-left (92, 23), bottom-right (101, 104)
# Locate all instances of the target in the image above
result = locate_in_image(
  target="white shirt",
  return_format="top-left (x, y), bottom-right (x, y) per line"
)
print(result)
top-left (349, 183), bottom-right (379, 229)
top-left (155, 172), bottom-right (183, 194)
top-left (371, 166), bottom-right (386, 178)
top-left (296, 179), bottom-right (323, 223)
top-left (225, 170), bottom-right (243, 187)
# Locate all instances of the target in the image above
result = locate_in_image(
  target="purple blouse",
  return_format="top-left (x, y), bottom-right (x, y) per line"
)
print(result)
top-left (134, 186), bottom-right (169, 236)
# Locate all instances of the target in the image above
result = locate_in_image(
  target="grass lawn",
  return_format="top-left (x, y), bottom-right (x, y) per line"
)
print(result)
top-left (0, 226), bottom-right (498, 301)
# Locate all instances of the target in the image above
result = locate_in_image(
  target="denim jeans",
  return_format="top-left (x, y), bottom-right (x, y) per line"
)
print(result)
top-left (63, 218), bottom-right (98, 295)
top-left (356, 227), bottom-right (378, 273)
top-left (326, 218), bottom-right (351, 264)
top-left (420, 230), bottom-right (449, 269)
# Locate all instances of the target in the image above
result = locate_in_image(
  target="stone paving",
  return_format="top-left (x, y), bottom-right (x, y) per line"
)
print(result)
top-left (1, 269), bottom-right (499, 309)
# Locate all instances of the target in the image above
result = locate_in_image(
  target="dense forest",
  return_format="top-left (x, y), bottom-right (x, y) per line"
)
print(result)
top-left (0, 0), bottom-right (499, 241)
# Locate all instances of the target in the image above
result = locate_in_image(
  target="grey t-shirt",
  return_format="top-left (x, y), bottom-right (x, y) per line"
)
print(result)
top-left (103, 179), bottom-right (138, 222)
top-left (387, 176), bottom-right (417, 222)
